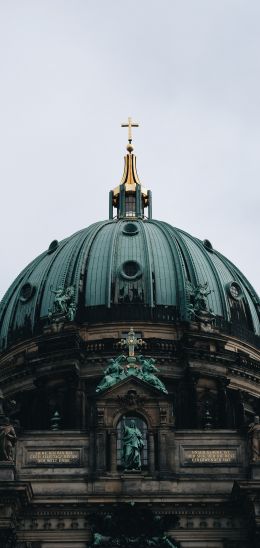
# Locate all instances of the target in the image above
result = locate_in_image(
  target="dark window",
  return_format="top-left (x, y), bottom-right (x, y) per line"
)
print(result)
top-left (120, 260), bottom-right (142, 280)
top-left (123, 222), bottom-right (139, 235)
top-left (48, 239), bottom-right (59, 253)
top-left (124, 261), bottom-right (139, 277)
top-left (203, 239), bottom-right (213, 252)
top-left (226, 281), bottom-right (243, 300)
top-left (19, 282), bottom-right (35, 302)
top-left (125, 194), bottom-right (136, 217)
top-left (118, 282), bottom-right (144, 304)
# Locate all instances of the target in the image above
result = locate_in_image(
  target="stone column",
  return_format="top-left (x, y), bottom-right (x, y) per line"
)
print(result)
top-left (89, 430), bottom-right (95, 473)
top-left (74, 383), bottom-right (85, 429)
top-left (218, 377), bottom-right (230, 427)
top-left (96, 431), bottom-right (107, 473)
top-left (187, 370), bottom-right (200, 428)
top-left (158, 430), bottom-right (167, 472)
top-left (148, 431), bottom-right (155, 473)
top-left (236, 390), bottom-right (246, 428)
top-left (110, 430), bottom-right (117, 473)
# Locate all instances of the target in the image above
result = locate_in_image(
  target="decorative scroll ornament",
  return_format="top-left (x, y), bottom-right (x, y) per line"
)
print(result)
top-left (117, 389), bottom-right (146, 407)
top-left (96, 351), bottom-right (167, 394)
top-left (186, 281), bottom-right (215, 323)
top-left (48, 285), bottom-right (76, 322)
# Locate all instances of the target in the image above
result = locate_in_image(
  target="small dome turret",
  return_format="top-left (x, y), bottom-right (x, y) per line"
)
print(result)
top-left (109, 117), bottom-right (152, 219)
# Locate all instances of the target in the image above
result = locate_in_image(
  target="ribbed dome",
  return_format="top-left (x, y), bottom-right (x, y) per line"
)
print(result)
top-left (1, 218), bottom-right (260, 351)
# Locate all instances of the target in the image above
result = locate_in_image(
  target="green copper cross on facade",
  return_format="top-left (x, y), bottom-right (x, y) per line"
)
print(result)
top-left (120, 328), bottom-right (144, 357)
top-left (121, 117), bottom-right (139, 142)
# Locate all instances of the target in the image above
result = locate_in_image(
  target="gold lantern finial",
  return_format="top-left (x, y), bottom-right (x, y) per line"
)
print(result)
top-left (121, 117), bottom-right (139, 153)
top-left (109, 119), bottom-right (150, 219)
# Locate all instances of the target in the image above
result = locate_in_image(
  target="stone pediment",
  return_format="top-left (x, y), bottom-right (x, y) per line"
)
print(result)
top-left (94, 375), bottom-right (173, 429)
top-left (95, 374), bottom-right (168, 401)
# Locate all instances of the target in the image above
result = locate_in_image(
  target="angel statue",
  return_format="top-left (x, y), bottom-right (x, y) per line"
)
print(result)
top-left (186, 281), bottom-right (215, 322)
top-left (49, 285), bottom-right (76, 322)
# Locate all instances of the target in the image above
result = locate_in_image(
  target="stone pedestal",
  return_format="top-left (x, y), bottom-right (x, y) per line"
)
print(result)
top-left (0, 462), bottom-right (16, 481)
top-left (251, 462), bottom-right (260, 480)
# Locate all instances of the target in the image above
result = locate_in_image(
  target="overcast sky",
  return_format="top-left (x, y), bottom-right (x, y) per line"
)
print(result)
top-left (0, 0), bottom-right (259, 299)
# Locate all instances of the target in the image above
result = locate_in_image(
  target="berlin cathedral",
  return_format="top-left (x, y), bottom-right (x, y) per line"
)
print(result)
top-left (0, 119), bottom-right (260, 548)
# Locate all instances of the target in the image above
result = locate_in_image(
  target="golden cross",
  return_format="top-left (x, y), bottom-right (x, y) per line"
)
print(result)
top-left (120, 328), bottom-right (144, 357)
top-left (121, 117), bottom-right (139, 142)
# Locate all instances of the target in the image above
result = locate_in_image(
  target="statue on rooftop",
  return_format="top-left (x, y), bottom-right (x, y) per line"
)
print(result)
top-left (138, 356), bottom-right (168, 393)
top-left (96, 331), bottom-right (167, 394)
top-left (186, 281), bottom-right (215, 323)
top-left (96, 352), bottom-right (167, 394)
top-left (96, 355), bottom-right (127, 392)
top-left (49, 285), bottom-right (76, 322)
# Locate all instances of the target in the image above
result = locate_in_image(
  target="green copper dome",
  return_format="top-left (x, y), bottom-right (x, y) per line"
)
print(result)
top-left (0, 218), bottom-right (260, 351)
top-left (1, 130), bottom-right (260, 351)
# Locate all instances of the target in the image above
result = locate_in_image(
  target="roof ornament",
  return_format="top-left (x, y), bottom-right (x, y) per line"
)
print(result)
top-left (48, 285), bottom-right (76, 323)
top-left (119, 328), bottom-right (145, 357)
top-left (95, 351), bottom-right (168, 394)
top-left (121, 117), bottom-right (139, 154)
top-left (109, 118), bottom-right (152, 219)
top-left (186, 281), bottom-right (215, 324)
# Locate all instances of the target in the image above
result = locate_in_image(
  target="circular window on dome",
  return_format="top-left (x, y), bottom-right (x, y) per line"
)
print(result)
top-left (122, 223), bottom-right (139, 236)
top-left (48, 240), bottom-right (59, 254)
top-left (19, 282), bottom-right (36, 303)
top-left (226, 281), bottom-right (243, 300)
top-left (203, 239), bottom-right (213, 252)
top-left (120, 261), bottom-right (142, 280)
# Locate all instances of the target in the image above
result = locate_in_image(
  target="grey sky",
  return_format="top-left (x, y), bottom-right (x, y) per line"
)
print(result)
top-left (0, 0), bottom-right (259, 299)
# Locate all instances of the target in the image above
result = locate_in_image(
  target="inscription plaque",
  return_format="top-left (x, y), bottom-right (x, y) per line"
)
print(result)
top-left (190, 449), bottom-right (236, 463)
top-left (183, 448), bottom-right (238, 465)
top-left (27, 449), bottom-right (80, 465)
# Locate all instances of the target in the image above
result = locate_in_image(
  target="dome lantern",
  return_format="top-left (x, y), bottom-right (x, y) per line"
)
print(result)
top-left (109, 117), bottom-right (152, 219)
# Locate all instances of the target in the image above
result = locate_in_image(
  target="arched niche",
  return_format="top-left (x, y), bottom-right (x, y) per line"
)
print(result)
top-left (116, 414), bottom-right (148, 470)
top-left (92, 376), bottom-right (174, 475)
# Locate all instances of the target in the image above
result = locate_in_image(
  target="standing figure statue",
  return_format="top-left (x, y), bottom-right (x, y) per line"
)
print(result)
top-left (0, 418), bottom-right (16, 461)
top-left (122, 417), bottom-right (144, 470)
top-left (248, 416), bottom-right (260, 462)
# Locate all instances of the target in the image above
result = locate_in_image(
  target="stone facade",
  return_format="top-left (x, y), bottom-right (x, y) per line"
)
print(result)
top-left (0, 319), bottom-right (259, 547)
